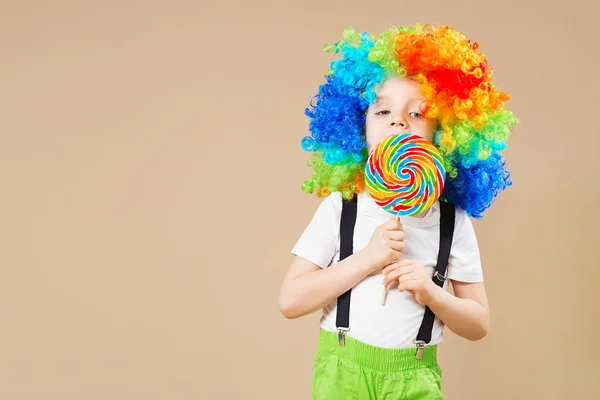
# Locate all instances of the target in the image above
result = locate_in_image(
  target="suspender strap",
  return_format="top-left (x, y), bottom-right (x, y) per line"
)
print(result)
top-left (415, 200), bottom-right (456, 356)
top-left (335, 195), bottom-right (358, 345)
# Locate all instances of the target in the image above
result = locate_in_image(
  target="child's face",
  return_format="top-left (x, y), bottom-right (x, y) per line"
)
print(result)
top-left (365, 77), bottom-right (438, 154)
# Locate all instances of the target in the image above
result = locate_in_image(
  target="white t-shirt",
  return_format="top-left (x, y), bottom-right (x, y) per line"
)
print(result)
top-left (291, 190), bottom-right (484, 349)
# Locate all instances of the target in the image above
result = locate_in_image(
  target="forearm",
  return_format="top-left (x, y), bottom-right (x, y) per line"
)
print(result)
top-left (427, 284), bottom-right (489, 341)
top-left (280, 252), bottom-right (373, 319)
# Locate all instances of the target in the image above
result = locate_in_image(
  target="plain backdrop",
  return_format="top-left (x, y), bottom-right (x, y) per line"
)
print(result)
top-left (1, 1), bottom-right (599, 399)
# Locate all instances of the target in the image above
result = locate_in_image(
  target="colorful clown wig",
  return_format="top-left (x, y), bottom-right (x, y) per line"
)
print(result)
top-left (301, 25), bottom-right (518, 218)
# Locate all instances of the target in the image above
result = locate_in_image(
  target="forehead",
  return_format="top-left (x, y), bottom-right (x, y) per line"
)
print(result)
top-left (374, 77), bottom-right (424, 102)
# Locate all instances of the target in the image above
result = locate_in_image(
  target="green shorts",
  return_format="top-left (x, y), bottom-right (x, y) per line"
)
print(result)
top-left (312, 329), bottom-right (443, 399)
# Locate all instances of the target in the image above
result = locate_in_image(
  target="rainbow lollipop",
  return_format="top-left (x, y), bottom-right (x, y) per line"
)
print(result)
top-left (365, 133), bottom-right (446, 305)
top-left (365, 133), bottom-right (446, 216)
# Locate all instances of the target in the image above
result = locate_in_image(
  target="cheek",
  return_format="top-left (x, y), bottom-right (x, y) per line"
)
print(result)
top-left (365, 119), bottom-right (374, 140)
top-left (365, 121), bottom-right (384, 151)
top-left (419, 120), bottom-right (437, 142)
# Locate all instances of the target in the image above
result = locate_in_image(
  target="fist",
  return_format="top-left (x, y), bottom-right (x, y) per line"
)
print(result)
top-left (361, 218), bottom-right (405, 274)
top-left (382, 260), bottom-right (437, 305)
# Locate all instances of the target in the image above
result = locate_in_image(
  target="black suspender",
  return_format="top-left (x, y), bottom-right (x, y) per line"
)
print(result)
top-left (335, 194), bottom-right (358, 346)
top-left (336, 196), bottom-right (456, 359)
top-left (414, 200), bottom-right (455, 358)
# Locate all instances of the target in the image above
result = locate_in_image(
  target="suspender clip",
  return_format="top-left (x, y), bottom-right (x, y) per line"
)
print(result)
top-left (433, 271), bottom-right (446, 285)
top-left (337, 328), bottom-right (349, 347)
top-left (414, 340), bottom-right (425, 359)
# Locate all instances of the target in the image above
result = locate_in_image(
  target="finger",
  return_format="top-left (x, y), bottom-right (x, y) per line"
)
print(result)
top-left (386, 230), bottom-right (405, 242)
top-left (398, 280), bottom-right (418, 292)
top-left (382, 268), bottom-right (415, 286)
top-left (398, 272), bottom-right (419, 284)
top-left (386, 239), bottom-right (405, 253)
top-left (382, 260), bottom-right (412, 274)
top-left (385, 218), bottom-right (403, 232)
top-left (382, 263), bottom-right (412, 276)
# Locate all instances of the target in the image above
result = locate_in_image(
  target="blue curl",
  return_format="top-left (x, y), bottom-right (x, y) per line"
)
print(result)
top-left (303, 34), bottom-right (386, 165)
top-left (442, 152), bottom-right (512, 219)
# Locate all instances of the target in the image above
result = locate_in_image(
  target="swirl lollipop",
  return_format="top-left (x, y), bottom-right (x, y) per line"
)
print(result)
top-left (365, 133), bottom-right (446, 305)
top-left (365, 133), bottom-right (446, 216)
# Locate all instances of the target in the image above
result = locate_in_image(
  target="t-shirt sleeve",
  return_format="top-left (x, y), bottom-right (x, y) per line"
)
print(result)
top-left (446, 208), bottom-right (484, 283)
top-left (290, 192), bottom-right (342, 269)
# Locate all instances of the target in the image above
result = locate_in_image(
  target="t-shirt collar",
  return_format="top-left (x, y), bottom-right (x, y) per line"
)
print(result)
top-left (358, 191), bottom-right (440, 225)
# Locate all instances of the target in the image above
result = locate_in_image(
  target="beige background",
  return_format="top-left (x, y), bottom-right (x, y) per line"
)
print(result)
top-left (1, 0), bottom-right (598, 399)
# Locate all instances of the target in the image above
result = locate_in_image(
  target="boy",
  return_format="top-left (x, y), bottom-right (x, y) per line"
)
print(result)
top-left (280, 25), bottom-right (517, 399)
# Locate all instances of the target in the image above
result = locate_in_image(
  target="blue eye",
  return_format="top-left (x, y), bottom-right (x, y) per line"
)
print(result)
top-left (410, 112), bottom-right (423, 119)
top-left (375, 110), bottom-right (390, 116)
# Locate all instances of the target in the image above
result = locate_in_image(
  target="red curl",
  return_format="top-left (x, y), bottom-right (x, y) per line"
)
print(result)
top-left (425, 61), bottom-right (488, 99)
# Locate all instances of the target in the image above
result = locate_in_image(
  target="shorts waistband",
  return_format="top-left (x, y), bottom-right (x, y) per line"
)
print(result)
top-left (316, 329), bottom-right (438, 372)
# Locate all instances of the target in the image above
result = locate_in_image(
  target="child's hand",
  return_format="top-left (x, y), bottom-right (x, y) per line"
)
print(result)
top-left (361, 218), bottom-right (405, 275)
top-left (381, 260), bottom-right (437, 305)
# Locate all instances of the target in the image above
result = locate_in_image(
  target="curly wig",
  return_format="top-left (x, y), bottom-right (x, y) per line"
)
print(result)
top-left (301, 25), bottom-right (518, 218)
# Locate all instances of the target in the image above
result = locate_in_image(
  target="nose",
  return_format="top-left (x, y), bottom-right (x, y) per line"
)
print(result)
top-left (389, 113), bottom-right (407, 128)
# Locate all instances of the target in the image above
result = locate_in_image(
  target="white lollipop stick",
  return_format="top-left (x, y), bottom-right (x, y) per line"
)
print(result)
top-left (382, 211), bottom-right (402, 306)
